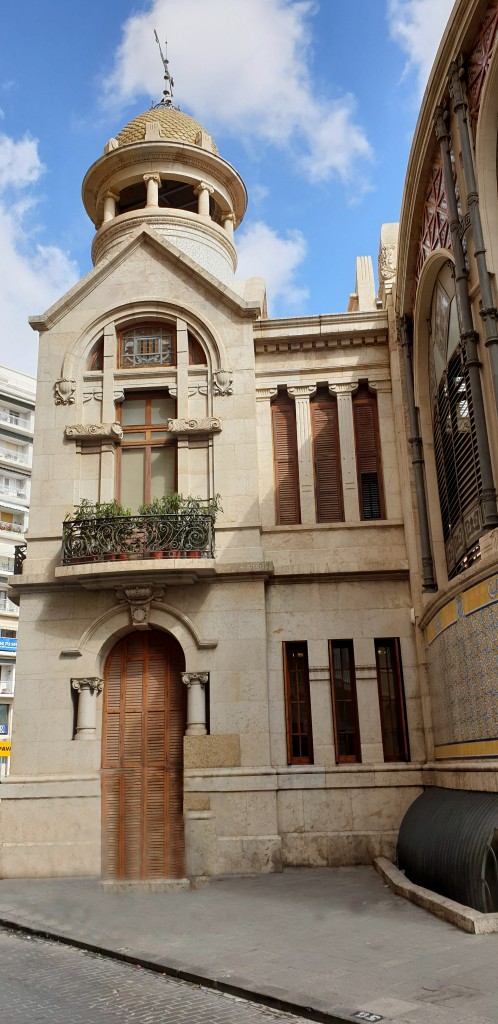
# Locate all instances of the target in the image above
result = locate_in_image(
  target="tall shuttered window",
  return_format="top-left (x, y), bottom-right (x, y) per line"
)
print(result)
top-left (375, 638), bottom-right (409, 762)
top-left (283, 641), bottom-right (313, 764)
top-left (429, 264), bottom-right (482, 578)
top-left (311, 388), bottom-right (344, 522)
top-left (329, 641), bottom-right (361, 763)
top-left (353, 384), bottom-right (385, 520)
top-left (272, 392), bottom-right (301, 525)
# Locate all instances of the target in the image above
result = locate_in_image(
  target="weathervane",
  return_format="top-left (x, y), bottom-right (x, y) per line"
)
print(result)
top-left (154, 30), bottom-right (175, 107)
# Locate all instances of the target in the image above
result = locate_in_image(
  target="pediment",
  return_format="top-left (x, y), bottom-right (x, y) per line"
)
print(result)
top-left (29, 226), bottom-right (261, 332)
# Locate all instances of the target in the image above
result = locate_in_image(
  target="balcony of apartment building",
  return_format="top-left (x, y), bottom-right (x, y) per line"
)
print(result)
top-left (0, 405), bottom-right (33, 439)
top-left (0, 441), bottom-right (31, 471)
top-left (0, 589), bottom-right (19, 617)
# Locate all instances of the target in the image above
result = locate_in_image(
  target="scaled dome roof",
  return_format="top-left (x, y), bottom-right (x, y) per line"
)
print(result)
top-left (116, 107), bottom-right (218, 153)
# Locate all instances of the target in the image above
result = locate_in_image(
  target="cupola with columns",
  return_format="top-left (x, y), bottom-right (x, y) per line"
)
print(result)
top-left (81, 37), bottom-right (246, 284)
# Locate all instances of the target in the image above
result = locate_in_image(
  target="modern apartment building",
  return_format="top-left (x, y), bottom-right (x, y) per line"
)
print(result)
top-left (0, 366), bottom-right (35, 777)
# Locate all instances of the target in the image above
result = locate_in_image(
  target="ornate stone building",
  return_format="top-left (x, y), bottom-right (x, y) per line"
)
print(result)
top-left (0, 0), bottom-right (496, 887)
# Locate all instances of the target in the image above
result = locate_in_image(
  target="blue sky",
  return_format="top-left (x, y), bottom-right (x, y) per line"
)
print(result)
top-left (0, 0), bottom-right (454, 375)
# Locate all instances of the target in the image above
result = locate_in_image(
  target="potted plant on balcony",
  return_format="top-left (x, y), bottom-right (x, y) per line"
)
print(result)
top-left (138, 493), bottom-right (222, 559)
top-left (64, 499), bottom-right (132, 562)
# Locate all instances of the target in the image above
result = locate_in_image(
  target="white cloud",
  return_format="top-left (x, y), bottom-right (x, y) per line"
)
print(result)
top-left (0, 133), bottom-right (78, 376)
top-left (103, 0), bottom-right (372, 188)
top-left (236, 221), bottom-right (308, 313)
top-left (387, 0), bottom-right (455, 96)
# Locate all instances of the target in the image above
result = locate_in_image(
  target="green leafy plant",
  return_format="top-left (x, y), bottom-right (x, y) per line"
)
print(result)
top-left (66, 499), bottom-right (131, 521)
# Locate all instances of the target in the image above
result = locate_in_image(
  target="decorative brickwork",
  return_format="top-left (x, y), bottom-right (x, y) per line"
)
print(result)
top-left (416, 152), bottom-right (452, 279)
top-left (468, 1), bottom-right (498, 141)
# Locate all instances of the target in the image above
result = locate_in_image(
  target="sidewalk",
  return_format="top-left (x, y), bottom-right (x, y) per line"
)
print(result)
top-left (0, 867), bottom-right (497, 1024)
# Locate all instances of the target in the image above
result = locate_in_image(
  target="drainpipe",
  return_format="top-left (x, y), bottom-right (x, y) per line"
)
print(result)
top-left (434, 107), bottom-right (498, 532)
top-left (449, 57), bottom-right (498, 415)
top-left (399, 315), bottom-right (437, 591)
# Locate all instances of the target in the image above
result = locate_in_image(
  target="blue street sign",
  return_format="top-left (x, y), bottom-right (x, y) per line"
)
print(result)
top-left (0, 637), bottom-right (16, 652)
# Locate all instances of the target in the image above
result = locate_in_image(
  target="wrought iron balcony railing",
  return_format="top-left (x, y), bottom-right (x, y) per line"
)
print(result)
top-left (61, 514), bottom-right (215, 565)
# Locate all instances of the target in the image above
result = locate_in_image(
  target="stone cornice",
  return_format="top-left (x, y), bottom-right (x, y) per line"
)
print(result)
top-left (29, 226), bottom-right (261, 332)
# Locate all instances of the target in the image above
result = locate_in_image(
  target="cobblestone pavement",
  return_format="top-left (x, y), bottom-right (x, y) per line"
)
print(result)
top-left (0, 926), bottom-right (314, 1024)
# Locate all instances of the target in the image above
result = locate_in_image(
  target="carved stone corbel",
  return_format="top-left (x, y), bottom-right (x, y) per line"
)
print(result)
top-left (255, 387), bottom-right (278, 401)
top-left (54, 378), bottom-right (76, 405)
top-left (64, 423), bottom-right (123, 445)
top-left (115, 585), bottom-right (164, 630)
top-left (165, 417), bottom-right (222, 436)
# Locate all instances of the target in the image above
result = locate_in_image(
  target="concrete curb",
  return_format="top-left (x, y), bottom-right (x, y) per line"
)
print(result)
top-left (0, 912), bottom-right (357, 1024)
top-left (374, 856), bottom-right (498, 934)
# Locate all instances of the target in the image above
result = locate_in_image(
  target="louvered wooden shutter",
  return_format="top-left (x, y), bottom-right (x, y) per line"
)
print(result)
top-left (353, 387), bottom-right (385, 520)
top-left (311, 392), bottom-right (344, 522)
top-left (272, 394), bottom-right (300, 525)
top-left (102, 632), bottom-right (186, 881)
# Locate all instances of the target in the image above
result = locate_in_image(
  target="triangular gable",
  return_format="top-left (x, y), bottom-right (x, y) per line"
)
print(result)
top-left (29, 225), bottom-right (262, 332)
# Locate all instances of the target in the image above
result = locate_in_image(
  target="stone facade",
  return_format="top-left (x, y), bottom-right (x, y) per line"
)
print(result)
top-left (1, 0), bottom-right (497, 882)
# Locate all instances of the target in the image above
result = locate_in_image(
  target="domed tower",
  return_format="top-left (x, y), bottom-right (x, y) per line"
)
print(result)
top-left (82, 60), bottom-right (246, 285)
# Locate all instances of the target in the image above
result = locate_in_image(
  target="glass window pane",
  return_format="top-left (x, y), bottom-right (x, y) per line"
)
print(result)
top-left (121, 448), bottom-right (145, 510)
top-left (0, 703), bottom-right (9, 731)
top-left (150, 396), bottom-right (176, 424)
top-left (122, 431), bottom-right (147, 442)
top-left (121, 399), bottom-right (146, 426)
top-left (150, 447), bottom-right (176, 501)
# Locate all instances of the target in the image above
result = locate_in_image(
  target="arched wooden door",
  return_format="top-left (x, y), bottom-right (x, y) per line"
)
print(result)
top-left (102, 630), bottom-right (186, 880)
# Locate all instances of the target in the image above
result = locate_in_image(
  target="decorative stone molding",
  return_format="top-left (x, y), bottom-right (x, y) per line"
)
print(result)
top-left (212, 369), bottom-right (233, 396)
top-left (165, 417), bottom-right (222, 436)
top-left (116, 585), bottom-right (164, 630)
top-left (54, 378), bottom-right (76, 405)
top-left (71, 677), bottom-right (103, 741)
top-left (378, 243), bottom-right (397, 282)
top-left (83, 388), bottom-right (103, 404)
top-left (288, 385), bottom-right (317, 399)
top-left (255, 387), bottom-right (278, 401)
top-left (113, 390), bottom-right (125, 405)
top-left (328, 382), bottom-right (356, 396)
top-left (368, 379), bottom-right (392, 393)
top-left (64, 423), bottom-right (123, 445)
top-left (182, 672), bottom-right (209, 736)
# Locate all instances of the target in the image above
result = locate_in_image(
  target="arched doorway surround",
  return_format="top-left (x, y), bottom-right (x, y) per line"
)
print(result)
top-left (101, 629), bottom-right (186, 881)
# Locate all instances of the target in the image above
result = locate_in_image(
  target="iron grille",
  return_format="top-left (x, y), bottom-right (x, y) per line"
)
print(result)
top-left (62, 514), bottom-right (214, 564)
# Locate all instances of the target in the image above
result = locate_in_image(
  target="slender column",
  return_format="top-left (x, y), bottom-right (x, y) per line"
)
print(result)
top-left (176, 318), bottom-right (190, 494)
top-left (399, 315), bottom-right (437, 590)
top-left (223, 212), bottom-right (235, 237)
top-left (71, 678), bottom-right (103, 740)
top-left (434, 107), bottom-right (498, 531)
top-left (449, 58), bottom-right (498, 414)
top-left (100, 323), bottom-right (118, 503)
top-left (194, 181), bottom-right (214, 218)
top-left (103, 191), bottom-right (119, 223)
top-left (329, 383), bottom-right (359, 521)
top-left (182, 672), bottom-right (208, 736)
top-left (288, 385), bottom-right (317, 525)
top-left (143, 172), bottom-right (161, 208)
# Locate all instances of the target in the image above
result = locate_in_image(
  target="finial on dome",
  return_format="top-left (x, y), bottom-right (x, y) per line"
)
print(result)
top-left (154, 30), bottom-right (175, 107)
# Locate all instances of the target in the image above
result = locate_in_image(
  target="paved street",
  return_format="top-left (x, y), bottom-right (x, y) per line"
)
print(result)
top-left (1, 867), bottom-right (498, 1024)
top-left (0, 926), bottom-right (314, 1024)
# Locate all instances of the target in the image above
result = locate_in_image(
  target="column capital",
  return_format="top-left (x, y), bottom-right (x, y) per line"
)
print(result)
top-left (255, 387), bottom-right (278, 401)
top-left (434, 105), bottom-right (450, 144)
top-left (143, 172), bottom-right (161, 185)
top-left (182, 672), bottom-right (209, 688)
top-left (104, 189), bottom-right (120, 202)
top-left (448, 56), bottom-right (467, 111)
top-left (329, 382), bottom-right (356, 396)
top-left (71, 677), bottom-right (103, 694)
top-left (194, 181), bottom-right (214, 196)
top-left (288, 385), bottom-right (317, 400)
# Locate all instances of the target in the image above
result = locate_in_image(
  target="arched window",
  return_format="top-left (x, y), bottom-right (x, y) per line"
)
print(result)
top-left (430, 263), bottom-right (482, 577)
top-left (117, 391), bottom-right (176, 511)
top-left (310, 388), bottom-right (343, 522)
top-left (353, 384), bottom-right (384, 520)
top-left (87, 337), bottom-right (104, 371)
top-left (188, 333), bottom-right (207, 365)
top-left (119, 322), bottom-right (176, 368)
top-left (271, 390), bottom-right (300, 525)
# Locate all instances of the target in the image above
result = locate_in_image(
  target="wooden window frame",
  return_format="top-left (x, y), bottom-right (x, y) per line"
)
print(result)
top-left (271, 392), bottom-right (301, 526)
top-left (353, 384), bottom-right (385, 520)
top-left (283, 641), bottom-right (314, 765)
top-left (311, 389), bottom-right (344, 523)
top-left (116, 391), bottom-right (177, 506)
top-left (118, 322), bottom-right (176, 369)
top-left (374, 638), bottom-right (410, 763)
top-left (328, 640), bottom-right (361, 763)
